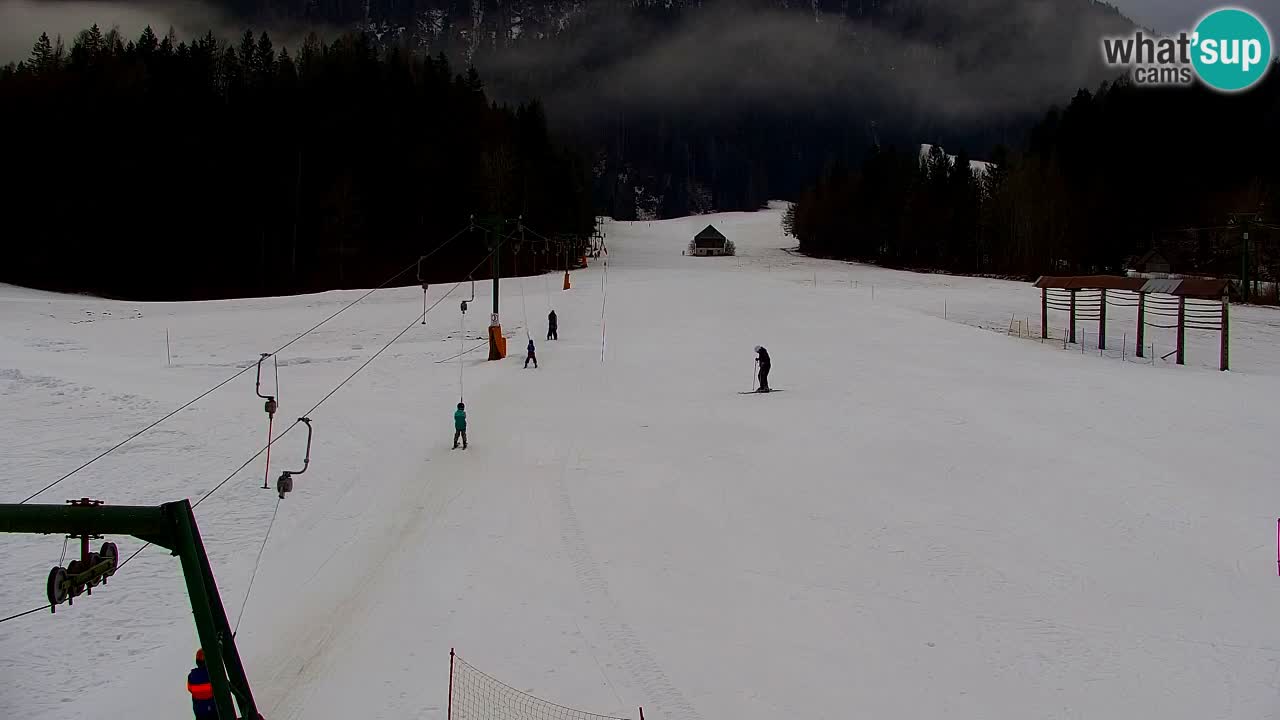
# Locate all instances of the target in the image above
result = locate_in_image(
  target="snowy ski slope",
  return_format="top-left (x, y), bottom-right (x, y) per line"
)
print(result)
top-left (4, 204), bottom-right (1280, 719)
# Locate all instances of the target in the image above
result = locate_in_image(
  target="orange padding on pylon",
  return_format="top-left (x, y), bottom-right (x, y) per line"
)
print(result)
top-left (488, 326), bottom-right (506, 358)
top-left (563, 271), bottom-right (571, 290)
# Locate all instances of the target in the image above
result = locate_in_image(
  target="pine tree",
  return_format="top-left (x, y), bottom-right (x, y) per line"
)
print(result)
top-left (29, 32), bottom-right (54, 75)
top-left (137, 26), bottom-right (159, 56)
top-left (781, 202), bottom-right (798, 238)
top-left (951, 149), bottom-right (977, 271)
top-left (103, 27), bottom-right (124, 55)
top-left (298, 33), bottom-right (322, 74)
top-left (160, 26), bottom-right (178, 56)
top-left (276, 47), bottom-right (297, 90)
top-left (255, 32), bottom-right (275, 81)
top-left (465, 65), bottom-right (483, 93)
top-left (219, 45), bottom-right (242, 93)
top-left (71, 24), bottom-right (104, 66)
top-left (239, 30), bottom-right (257, 69)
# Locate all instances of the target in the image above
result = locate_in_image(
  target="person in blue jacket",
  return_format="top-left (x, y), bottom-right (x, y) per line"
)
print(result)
top-left (187, 648), bottom-right (216, 719)
top-left (453, 402), bottom-right (467, 449)
top-left (525, 338), bottom-right (538, 368)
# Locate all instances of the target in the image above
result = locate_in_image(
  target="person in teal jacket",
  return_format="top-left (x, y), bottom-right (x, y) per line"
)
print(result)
top-left (453, 402), bottom-right (468, 449)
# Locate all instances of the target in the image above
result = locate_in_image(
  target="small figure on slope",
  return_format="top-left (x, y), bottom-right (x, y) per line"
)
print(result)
top-left (187, 648), bottom-right (217, 720)
top-left (754, 345), bottom-right (771, 392)
top-left (453, 402), bottom-right (468, 449)
top-left (525, 338), bottom-right (538, 368)
top-left (547, 309), bottom-right (558, 341)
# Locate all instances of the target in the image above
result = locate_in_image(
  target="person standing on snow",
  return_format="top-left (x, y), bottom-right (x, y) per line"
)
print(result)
top-left (525, 338), bottom-right (538, 368)
top-left (187, 648), bottom-right (217, 719)
top-left (754, 346), bottom-right (771, 392)
top-left (547, 310), bottom-right (558, 341)
top-left (453, 402), bottom-right (468, 449)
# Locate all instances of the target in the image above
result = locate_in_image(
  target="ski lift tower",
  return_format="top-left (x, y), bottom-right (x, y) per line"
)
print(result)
top-left (0, 499), bottom-right (262, 720)
top-left (479, 216), bottom-right (516, 360)
top-left (1229, 212), bottom-right (1260, 302)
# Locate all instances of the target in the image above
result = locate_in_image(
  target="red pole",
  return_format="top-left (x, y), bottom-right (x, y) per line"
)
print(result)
top-left (261, 415), bottom-right (274, 489)
top-left (448, 648), bottom-right (455, 720)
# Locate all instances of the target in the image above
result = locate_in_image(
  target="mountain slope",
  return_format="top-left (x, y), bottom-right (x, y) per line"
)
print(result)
top-left (5, 205), bottom-right (1280, 719)
top-left (52, 0), bottom-right (1135, 216)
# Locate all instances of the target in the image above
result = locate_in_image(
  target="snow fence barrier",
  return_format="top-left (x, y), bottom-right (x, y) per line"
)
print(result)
top-left (449, 649), bottom-right (641, 720)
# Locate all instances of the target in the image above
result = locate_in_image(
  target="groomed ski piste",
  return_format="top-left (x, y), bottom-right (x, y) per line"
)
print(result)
top-left (4, 203), bottom-right (1280, 719)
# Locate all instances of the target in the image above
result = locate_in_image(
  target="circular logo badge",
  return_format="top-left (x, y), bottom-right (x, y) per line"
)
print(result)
top-left (1192, 8), bottom-right (1273, 92)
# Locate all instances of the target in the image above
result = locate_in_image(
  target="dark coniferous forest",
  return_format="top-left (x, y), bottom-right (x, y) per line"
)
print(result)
top-left (3, 2), bottom-right (1279, 300)
top-left (788, 68), bottom-right (1280, 285)
top-left (1, 27), bottom-right (596, 300)
top-left (4, 0), bottom-right (1141, 224)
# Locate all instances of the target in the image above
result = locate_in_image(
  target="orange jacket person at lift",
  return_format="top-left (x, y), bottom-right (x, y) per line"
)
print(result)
top-left (188, 648), bottom-right (217, 719)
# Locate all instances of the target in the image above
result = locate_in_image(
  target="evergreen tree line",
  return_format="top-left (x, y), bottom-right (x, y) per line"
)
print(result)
top-left (787, 69), bottom-right (1280, 284)
top-left (192, 0), bottom-right (1126, 221)
top-left (584, 105), bottom-right (1010, 222)
top-left (1, 26), bottom-right (596, 300)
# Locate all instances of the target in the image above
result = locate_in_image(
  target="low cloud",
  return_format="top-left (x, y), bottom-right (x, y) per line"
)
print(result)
top-left (481, 0), bottom-right (1134, 126)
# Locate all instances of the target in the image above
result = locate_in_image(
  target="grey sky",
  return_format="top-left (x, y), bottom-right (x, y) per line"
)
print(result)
top-left (1113, 0), bottom-right (1278, 33)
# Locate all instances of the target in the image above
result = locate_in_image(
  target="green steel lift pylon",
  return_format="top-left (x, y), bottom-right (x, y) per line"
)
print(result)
top-left (0, 500), bottom-right (261, 720)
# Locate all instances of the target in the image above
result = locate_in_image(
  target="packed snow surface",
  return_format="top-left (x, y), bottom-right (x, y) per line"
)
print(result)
top-left (4, 204), bottom-right (1280, 720)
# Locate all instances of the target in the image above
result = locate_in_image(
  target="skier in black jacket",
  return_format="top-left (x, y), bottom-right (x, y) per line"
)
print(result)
top-left (754, 346), bottom-right (771, 392)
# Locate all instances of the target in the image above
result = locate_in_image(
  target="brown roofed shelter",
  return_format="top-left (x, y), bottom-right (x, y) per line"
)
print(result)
top-left (1034, 275), bottom-right (1231, 370)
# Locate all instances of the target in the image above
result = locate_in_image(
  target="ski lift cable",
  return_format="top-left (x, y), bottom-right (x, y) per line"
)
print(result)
top-left (459, 297), bottom-right (467, 400)
top-left (193, 288), bottom-right (453, 509)
top-left (517, 221), bottom-right (531, 340)
top-left (600, 256), bottom-right (608, 363)
top-left (16, 222), bottom-right (478, 504)
top-left (519, 266), bottom-right (529, 338)
top-left (18, 364), bottom-right (257, 503)
top-left (233, 496), bottom-right (281, 635)
top-left (436, 341), bottom-right (488, 364)
top-left (192, 240), bottom-right (509, 510)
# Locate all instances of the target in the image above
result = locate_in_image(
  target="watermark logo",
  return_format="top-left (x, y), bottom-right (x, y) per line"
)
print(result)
top-left (1102, 7), bottom-right (1273, 92)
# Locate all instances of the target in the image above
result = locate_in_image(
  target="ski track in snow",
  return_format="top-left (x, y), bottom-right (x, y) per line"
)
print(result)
top-left (554, 441), bottom-right (703, 720)
top-left (5, 203), bottom-right (1280, 719)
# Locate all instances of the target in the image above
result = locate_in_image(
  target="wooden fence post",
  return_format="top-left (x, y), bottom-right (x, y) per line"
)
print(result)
top-left (1041, 288), bottom-right (1048, 339)
top-left (1098, 289), bottom-right (1107, 350)
top-left (1136, 292), bottom-right (1146, 358)
top-left (1221, 295), bottom-right (1230, 371)
top-left (1069, 289), bottom-right (1077, 344)
top-left (1176, 296), bottom-right (1186, 365)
